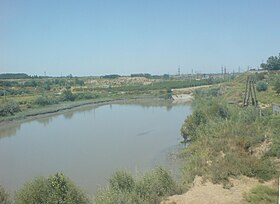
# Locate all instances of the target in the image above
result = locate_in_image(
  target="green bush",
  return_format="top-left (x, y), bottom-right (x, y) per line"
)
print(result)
top-left (109, 171), bottom-right (135, 192)
top-left (256, 81), bottom-right (268, 92)
top-left (15, 173), bottom-right (89, 204)
top-left (0, 100), bottom-right (20, 116)
top-left (181, 110), bottom-right (207, 141)
top-left (34, 95), bottom-right (58, 106)
top-left (0, 186), bottom-right (11, 204)
top-left (135, 167), bottom-right (177, 202)
top-left (94, 167), bottom-right (177, 204)
top-left (61, 90), bottom-right (76, 101)
top-left (244, 185), bottom-right (278, 204)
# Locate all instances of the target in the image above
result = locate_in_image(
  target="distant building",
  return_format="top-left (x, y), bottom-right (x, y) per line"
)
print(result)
top-left (249, 68), bottom-right (268, 73)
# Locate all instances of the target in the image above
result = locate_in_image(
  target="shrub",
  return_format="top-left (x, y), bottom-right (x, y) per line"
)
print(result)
top-left (94, 167), bottom-right (177, 204)
top-left (256, 81), bottom-right (268, 92)
top-left (166, 88), bottom-right (172, 99)
top-left (181, 110), bottom-right (207, 141)
top-left (0, 186), bottom-right (11, 204)
top-left (109, 171), bottom-right (135, 192)
top-left (208, 101), bottom-right (230, 119)
top-left (135, 167), bottom-right (177, 202)
top-left (61, 90), bottom-right (76, 101)
top-left (34, 95), bottom-right (57, 106)
top-left (94, 187), bottom-right (135, 204)
top-left (0, 100), bottom-right (20, 116)
top-left (15, 173), bottom-right (89, 204)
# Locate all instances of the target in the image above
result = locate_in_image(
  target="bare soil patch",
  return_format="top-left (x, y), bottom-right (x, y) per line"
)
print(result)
top-left (162, 176), bottom-right (277, 204)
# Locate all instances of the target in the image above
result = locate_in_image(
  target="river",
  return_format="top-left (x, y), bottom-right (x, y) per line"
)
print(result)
top-left (0, 99), bottom-right (192, 196)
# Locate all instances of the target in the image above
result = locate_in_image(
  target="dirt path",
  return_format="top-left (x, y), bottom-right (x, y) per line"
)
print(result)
top-left (171, 85), bottom-right (211, 103)
top-left (172, 85), bottom-right (212, 94)
top-left (162, 176), bottom-right (277, 204)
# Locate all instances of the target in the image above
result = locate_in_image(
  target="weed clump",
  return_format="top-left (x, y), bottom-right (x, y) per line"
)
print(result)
top-left (244, 185), bottom-right (278, 204)
top-left (94, 167), bottom-right (178, 204)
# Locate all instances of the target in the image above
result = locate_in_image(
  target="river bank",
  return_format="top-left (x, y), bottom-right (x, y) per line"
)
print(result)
top-left (0, 90), bottom-right (194, 129)
top-left (0, 95), bottom-right (165, 128)
top-left (161, 80), bottom-right (280, 204)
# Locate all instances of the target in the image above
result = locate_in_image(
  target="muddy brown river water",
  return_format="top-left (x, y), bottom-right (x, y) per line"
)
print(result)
top-left (0, 100), bottom-right (192, 196)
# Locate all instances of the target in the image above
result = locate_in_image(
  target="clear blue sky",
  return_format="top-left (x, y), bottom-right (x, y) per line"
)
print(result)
top-left (1, 0), bottom-right (280, 76)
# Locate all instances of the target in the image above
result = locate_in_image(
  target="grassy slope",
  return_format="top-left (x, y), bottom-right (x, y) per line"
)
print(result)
top-left (178, 72), bottom-right (280, 203)
top-left (222, 72), bottom-right (280, 105)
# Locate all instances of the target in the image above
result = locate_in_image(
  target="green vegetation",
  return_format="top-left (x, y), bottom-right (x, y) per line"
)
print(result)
top-left (0, 186), bottom-right (11, 204)
top-left (0, 74), bottom-right (229, 122)
top-left (244, 185), bottom-right (278, 204)
top-left (1, 71), bottom-right (279, 203)
top-left (0, 100), bottom-right (20, 116)
top-left (222, 71), bottom-right (280, 105)
top-left (261, 53), bottom-right (280, 70)
top-left (0, 168), bottom-right (178, 203)
top-left (0, 73), bottom-right (30, 79)
top-left (274, 79), bottom-right (280, 95)
top-left (34, 95), bottom-right (58, 106)
top-left (15, 172), bottom-right (89, 204)
top-left (61, 90), bottom-right (76, 101)
top-left (256, 81), bottom-right (268, 92)
top-left (180, 85), bottom-right (279, 186)
top-left (94, 167), bottom-right (178, 204)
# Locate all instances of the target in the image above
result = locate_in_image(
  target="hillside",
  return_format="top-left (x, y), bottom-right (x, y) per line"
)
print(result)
top-left (162, 72), bottom-right (280, 204)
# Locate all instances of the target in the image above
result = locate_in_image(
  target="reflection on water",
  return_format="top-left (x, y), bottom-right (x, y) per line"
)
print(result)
top-left (63, 111), bottom-right (74, 120)
top-left (0, 99), bottom-right (192, 195)
top-left (36, 117), bottom-right (53, 126)
top-left (0, 123), bottom-right (21, 138)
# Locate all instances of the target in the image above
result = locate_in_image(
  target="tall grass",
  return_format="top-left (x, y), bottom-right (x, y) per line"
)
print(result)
top-left (244, 185), bottom-right (278, 204)
top-left (180, 87), bottom-right (279, 186)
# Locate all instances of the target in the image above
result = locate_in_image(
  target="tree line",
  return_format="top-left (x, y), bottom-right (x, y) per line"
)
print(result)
top-left (261, 53), bottom-right (280, 70)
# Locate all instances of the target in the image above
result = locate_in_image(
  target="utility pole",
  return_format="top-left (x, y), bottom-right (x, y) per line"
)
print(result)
top-left (178, 65), bottom-right (181, 76)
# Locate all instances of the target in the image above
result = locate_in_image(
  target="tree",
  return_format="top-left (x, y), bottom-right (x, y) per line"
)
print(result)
top-left (15, 173), bottom-right (89, 204)
top-left (181, 110), bottom-right (207, 142)
top-left (261, 53), bottom-right (280, 70)
top-left (61, 90), bottom-right (75, 101)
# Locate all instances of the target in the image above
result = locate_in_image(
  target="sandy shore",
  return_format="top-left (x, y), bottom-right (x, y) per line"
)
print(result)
top-left (171, 94), bottom-right (194, 103)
